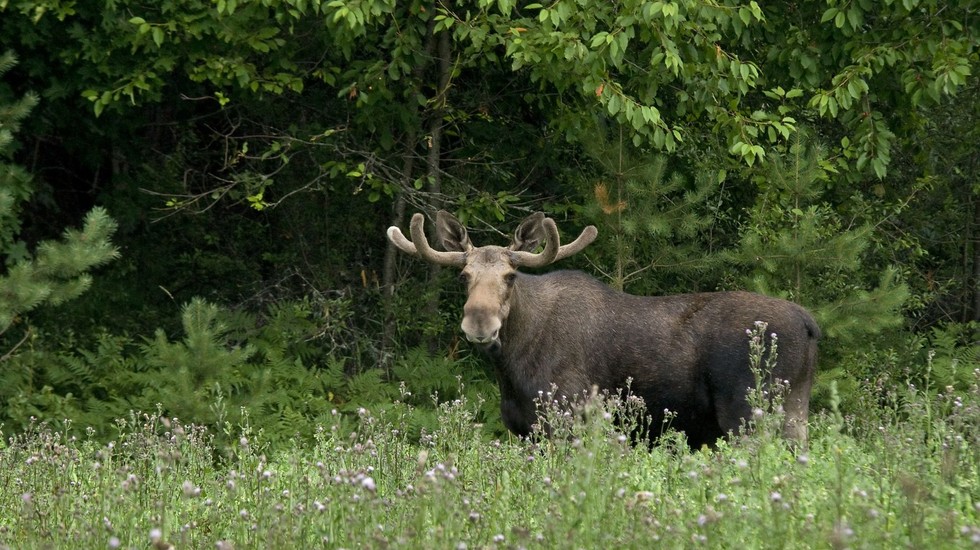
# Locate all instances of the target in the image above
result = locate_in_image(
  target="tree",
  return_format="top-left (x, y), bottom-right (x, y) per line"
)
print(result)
top-left (0, 0), bottom-right (974, 431)
top-left (0, 51), bottom-right (119, 357)
top-left (428, 0), bottom-right (977, 179)
top-left (572, 124), bottom-right (725, 294)
top-left (733, 131), bottom-right (909, 344)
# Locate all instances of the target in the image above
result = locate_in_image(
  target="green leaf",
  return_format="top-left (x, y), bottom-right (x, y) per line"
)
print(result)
top-left (607, 93), bottom-right (621, 115)
top-left (738, 7), bottom-right (751, 26)
top-left (151, 27), bottom-right (164, 47)
top-left (820, 8), bottom-right (838, 23)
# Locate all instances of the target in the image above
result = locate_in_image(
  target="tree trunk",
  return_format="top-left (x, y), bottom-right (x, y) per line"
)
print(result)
top-left (971, 188), bottom-right (979, 324)
top-left (380, 156), bottom-right (412, 372)
top-left (424, 30), bottom-right (453, 354)
top-left (380, 19), bottom-right (440, 369)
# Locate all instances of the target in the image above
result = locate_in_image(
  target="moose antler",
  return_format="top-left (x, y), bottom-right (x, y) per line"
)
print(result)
top-left (511, 217), bottom-right (598, 268)
top-left (388, 212), bottom-right (598, 268)
top-left (386, 213), bottom-right (467, 266)
top-left (509, 217), bottom-right (560, 268)
top-left (555, 225), bottom-right (598, 261)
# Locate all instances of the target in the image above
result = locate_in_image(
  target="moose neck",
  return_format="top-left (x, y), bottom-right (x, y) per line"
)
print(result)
top-left (495, 273), bottom-right (556, 355)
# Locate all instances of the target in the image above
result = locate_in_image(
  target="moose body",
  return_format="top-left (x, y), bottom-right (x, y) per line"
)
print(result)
top-left (388, 211), bottom-right (820, 448)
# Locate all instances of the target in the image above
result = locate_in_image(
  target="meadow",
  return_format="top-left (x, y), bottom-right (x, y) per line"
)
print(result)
top-left (1, 363), bottom-right (978, 550)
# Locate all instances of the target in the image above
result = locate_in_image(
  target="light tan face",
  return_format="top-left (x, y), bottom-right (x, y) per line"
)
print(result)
top-left (458, 247), bottom-right (518, 346)
top-left (386, 210), bottom-right (598, 347)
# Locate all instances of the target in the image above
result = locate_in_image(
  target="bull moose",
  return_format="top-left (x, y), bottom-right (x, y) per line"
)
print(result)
top-left (387, 210), bottom-right (820, 448)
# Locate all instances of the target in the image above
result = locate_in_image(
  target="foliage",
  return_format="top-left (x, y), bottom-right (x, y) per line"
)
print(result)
top-left (734, 131), bottom-right (909, 345)
top-left (0, 295), bottom-right (503, 447)
top-left (1, 360), bottom-right (978, 548)
top-left (443, 0), bottom-right (977, 174)
top-left (0, 0), bottom-right (975, 439)
top-left (0, 50), bottom-right (38, 261)
top-left (573, 125), bottom-right (726, 294)
top-left (0, 207), bottom-right (119, 337)
top-left (0, 51), bottom-right (119, 354)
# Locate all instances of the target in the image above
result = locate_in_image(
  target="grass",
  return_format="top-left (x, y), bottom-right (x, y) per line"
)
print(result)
top-left (1, 369), bottom-right (979, 549)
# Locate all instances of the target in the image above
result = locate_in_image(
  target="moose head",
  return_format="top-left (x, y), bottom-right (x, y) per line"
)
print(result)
top-left (388, 211), bottom-right (597, 347)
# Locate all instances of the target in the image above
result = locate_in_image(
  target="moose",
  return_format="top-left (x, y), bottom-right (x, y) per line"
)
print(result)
top-left (387, 210), bottom-right (820, 448)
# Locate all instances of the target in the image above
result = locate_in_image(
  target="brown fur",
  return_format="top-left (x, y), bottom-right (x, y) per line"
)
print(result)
top-left (388, 212), bottom-right (820, 449)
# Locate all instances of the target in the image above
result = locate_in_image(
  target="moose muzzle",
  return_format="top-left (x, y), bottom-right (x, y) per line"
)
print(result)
top-left (461, 306), bottom-right (502, 346)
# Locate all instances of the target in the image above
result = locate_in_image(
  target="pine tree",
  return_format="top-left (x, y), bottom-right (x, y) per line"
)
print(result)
top-left (734, 131), bottom-right (909, 346)
top-left (0, 50), bottom-right (38, 260)
top-left (0, 51), bottom-right (119, 354)
top-left (578, 128), bottom-right (724, 293)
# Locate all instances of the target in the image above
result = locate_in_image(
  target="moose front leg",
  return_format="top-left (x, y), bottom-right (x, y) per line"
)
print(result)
top-left (499, 396), bottom-right (534, 438)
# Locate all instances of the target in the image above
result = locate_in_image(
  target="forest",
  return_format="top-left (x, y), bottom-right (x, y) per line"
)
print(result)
top-left (0, 0), bottom-right (978, 445)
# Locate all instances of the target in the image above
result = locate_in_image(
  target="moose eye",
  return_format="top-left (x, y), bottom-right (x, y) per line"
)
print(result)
top-left (503, 272), bottom-right (517, 286)
top-left (459, 272), bottom-right (471, 285)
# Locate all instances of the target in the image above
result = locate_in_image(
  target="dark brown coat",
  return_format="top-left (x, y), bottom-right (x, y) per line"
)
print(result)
top-left (388, 211), bottom-right (820, 448)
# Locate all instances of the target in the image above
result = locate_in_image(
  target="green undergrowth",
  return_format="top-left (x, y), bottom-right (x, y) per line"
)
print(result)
top-left (1, 368), bottom-right (978, 549)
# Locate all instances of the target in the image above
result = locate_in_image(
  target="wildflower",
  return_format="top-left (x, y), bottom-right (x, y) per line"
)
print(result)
top-left (182, 480), bottom-right (201, 498)
top-left (150, 528), bottom-right (163, 543)
top-left (770, 492), bottom-right (782, 503)
top-left (492, 534), bottom-right (505, 543)
top-left (635, 491), bottom-right (654, 502)
top-left (361, 476), bottom-right (377, 492)
top-left (796, 454), bottom-right (809, 465)
top-left (831, 521), bottom-right (854, 546)
top-left (108, 537), bottom-right (121, 549)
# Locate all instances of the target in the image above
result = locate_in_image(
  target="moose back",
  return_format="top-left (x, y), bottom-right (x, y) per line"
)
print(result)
top-left (387, 211), bottom-right (820, 448)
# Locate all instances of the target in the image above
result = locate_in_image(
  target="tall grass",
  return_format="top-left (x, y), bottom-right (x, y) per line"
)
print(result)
top-left (1, 367), bottom-right (979, 549)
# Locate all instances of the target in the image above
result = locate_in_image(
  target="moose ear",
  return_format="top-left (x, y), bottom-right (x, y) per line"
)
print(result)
top-left (511, 212), bottom-right (548, 252)
top-left (435, 210), bottom-right (472, 252)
